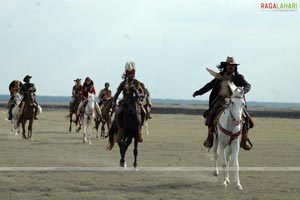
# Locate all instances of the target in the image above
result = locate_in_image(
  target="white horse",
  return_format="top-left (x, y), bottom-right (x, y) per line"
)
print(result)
top-left (82, 93), bottom-right (101, 145)
top-left (9, 93), bottom-right (22, 135)
top-left (212, 81), bottom-right (245, 190)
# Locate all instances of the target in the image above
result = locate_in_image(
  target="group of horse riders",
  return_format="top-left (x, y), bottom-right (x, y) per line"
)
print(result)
top-left (7, 75), bottom-right (39, 121)
top-left (6, 56), bottom-right (254, 150)
top-left (70, 61), bottom-right (152, 142)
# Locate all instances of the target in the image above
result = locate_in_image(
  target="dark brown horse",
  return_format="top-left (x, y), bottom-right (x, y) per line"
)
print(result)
top-left (95, 97), bottom-right (114, 139)
top-left (19, 90), bottom-right (36, 140)
top-left (67, 99), bottom-right (81, 132)
top-left (107, 88), bottom-right (141, 169)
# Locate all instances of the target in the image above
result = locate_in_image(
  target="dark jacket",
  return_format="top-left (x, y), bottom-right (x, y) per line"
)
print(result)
top-left (20, 82), bottom-right (36, 100)
top-left (193, 72), bottom-right (251, 109)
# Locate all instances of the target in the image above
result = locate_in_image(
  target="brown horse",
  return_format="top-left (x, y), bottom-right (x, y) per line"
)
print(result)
top-left (95, 97), bottom-right (114, 139)
top-left (19, 91), bottom-right (36, 140)
top-left (107, 88), bottom-right (141, 169)
top-left (67, 99), bottom-right (81, 132)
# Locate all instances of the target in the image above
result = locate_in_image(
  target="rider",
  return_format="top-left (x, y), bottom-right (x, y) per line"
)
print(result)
top-left (140, 83), bottom-right (152, 119)
top-left (70, 78), bottom-right (82, 110)
top-left (19, 75), bottom-right (39, 120)
top-left (77, 77), bottom-right (96, 117)
top-left (7, 80), bottom-right (22, 120)
top-left (192, 56), bottom-right (254, 150)
top-left (112, 61), bottom-right (145, 142)
top-left (98, 82), bottom-right (112, 107)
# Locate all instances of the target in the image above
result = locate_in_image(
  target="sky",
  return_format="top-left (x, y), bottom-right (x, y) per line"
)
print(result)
top-left (0, 0), bottom-right (299, 103)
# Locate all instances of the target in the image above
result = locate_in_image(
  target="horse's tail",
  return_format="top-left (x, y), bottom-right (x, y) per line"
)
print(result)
top-left (107, 118), bottom-right (117, 151)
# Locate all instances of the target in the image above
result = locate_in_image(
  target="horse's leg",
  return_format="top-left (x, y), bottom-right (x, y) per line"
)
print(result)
top-left (105, 118), bottom-right (111, 138)
top-left (231, 142), bottom-right (242, 190)
top-left (77, 116), bottom-right (82, 133)
top-left (133, 136), bottom-right (138, 169)
top-left (69, 113), bottom-right (72, 132)
top-left (101, 121), bottom-right (105, 139)
top-left (118, 141), bottom-right (126, 168)
top-left (225, 146), bottom-right (232, 184)
top-left (213, 134), bottom-right (219, 176)
top-left (82, 118), bottom-right (87, 143)
top-left (21, 121), bottom-right (27, 139)
top-left (28, 119), bottom-right (33, 140)
top-left (95, 117), bottom-right (100, 138)
top-left (145, 120), bottom-right (149, 135)
top-left (88, 120), bottom-right (92, 145)
top-left (218, 142), bottom-right (228, 188)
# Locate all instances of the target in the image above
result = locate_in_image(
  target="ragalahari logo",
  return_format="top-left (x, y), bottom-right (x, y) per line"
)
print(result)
top-left (260, 2), bottom-right (297, 11)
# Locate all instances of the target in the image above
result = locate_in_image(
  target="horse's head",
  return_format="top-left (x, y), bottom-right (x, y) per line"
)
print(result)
top-left (123, 88), bottom-right (139, 116)
top-left (228, 82), bottom-right (245, 126)
top-left (86, 93), bottom-right (95, 109)
top-left (87, 92), bottom-right (95, 101)
top-left (14, 93), bottom-right (22, 105)
top-left (25, 90), bottom-right (35, 105)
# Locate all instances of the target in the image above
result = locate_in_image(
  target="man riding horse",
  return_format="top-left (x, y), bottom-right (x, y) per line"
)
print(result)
top-left (140, 83), bottom-right (152, 120)
top-left (7, 80), bottom-right (22, 120)
top-left (112, 61), bottom-right (145, 143)
top-left (19, 75), bottom-right (39, 120)
top-left (193, 56), bottom-right (254, 150)
top-left (98, 82), bottom-right (112, 107)
top-left (70, 78), bottom-right (82, 111)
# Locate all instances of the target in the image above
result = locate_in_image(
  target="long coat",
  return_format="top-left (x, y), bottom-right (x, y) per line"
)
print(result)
top-left (193, 71), bottom-right (251, 109)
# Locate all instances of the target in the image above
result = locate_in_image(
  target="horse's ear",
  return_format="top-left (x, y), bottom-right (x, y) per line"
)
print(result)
top-left (228, 81), bottom-right (237, 93)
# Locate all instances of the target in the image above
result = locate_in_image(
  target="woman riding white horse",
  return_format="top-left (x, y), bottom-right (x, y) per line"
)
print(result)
top-left (212, 81), bottom-right (245, 190)
top-left (82, 93), bottom-right (101, 144)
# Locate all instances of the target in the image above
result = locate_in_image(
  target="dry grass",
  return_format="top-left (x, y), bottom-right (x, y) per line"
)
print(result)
top-left (0, 111), bottom-right (300, 199)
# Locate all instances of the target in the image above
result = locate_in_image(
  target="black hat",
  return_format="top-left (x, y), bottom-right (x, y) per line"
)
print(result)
top-left (23, 75), bottom-right (32, 82)
top-left (74, 78), bottom-right (81, 82)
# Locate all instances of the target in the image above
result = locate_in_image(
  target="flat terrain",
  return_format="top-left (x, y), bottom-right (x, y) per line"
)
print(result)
top-left (0, 111), bottom-right (300, 200)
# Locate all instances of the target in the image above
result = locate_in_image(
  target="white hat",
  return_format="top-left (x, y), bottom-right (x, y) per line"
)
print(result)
top-left (125, 61), bottom-right (136, 72)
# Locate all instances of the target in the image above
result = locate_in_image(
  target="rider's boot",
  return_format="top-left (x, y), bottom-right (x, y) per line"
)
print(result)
top-left (240, 125), bottom-right (252, 150)
top-left (203, 127), bottom-right (213, 148)
top-left (138, 132), bottom-right (143, 143)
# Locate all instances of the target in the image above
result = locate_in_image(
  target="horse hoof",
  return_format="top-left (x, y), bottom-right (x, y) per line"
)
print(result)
top-left (236, 184), bottom-right (243, 190)
top-left (120, 161), bottom-right (127, 168)
top-left (213, 171), bottom-right (219, 177)
top-left (225, 178), bottom-right (230, 184)
top-left (222, 181), bottom-right (228, 188)
top-left (134, 167), bottom-right (139, 172)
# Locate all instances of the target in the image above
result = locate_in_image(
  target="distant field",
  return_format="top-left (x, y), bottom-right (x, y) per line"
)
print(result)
top-left (0, 110), bottom-right (300, 200)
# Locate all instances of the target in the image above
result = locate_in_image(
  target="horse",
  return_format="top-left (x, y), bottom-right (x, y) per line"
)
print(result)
top-left (212, 81), bottom-right (245, 190)
top-left (19, 90), bottom-right (36, 140)
top-left (82, 93), bottom-right (101, 144)
top-left (9, 92), bottom-right (22, 135)
top-left (95, 97), bottom-right (114, 139)
top-left (67, 98), bottom-right (82, 133)
top-left (140, 104), bottom-right (150, 135)
top-left (107, 88), bottom-right (141, 169)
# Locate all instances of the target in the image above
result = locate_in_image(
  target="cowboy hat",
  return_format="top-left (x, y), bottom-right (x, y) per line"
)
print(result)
top-left (23, 75), bottom-right (32, 82)
top-left (74, 78), bottom-right (81, 82)
top-left (220, 56), bottom-right (239, 66)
